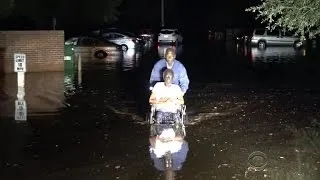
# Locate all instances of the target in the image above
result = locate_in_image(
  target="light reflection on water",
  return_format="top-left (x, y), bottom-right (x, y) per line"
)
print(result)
top-left (249, 47), bottom-right (306, 63)
top-left (236, 45), bottom-right (306, 64)
top-left (122, 49), bottom-right (141, 71)
top-left (1, 43), bottom-right (320, 179)
top-left (148, 124), bottom-right (189, 179)
top-left (0, 72), bottom-right (65, 118)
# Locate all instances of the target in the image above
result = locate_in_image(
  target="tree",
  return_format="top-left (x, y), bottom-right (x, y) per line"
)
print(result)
top-left (246, 0), bottom-right (320, 39)
top-left (0, 0), bottom-right (14, 17)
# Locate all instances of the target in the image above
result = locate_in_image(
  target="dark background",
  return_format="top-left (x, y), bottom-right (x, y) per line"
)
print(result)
top-left (0, 0), bottom-right (263, 37)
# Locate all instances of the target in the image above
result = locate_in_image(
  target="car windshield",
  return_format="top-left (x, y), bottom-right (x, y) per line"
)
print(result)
top-left (160, 30), bottom-right (175, 34)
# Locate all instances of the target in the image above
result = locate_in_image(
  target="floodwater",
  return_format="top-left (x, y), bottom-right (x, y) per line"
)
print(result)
top-left (1, 40), bottom-right (320, 180)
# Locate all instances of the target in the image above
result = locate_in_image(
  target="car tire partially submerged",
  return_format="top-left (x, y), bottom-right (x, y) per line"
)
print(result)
top-left (94, 50), bottom-right (108, 59)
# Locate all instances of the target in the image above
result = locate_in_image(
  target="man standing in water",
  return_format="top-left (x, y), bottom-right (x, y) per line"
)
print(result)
top-left (149, 47), bottom-right (189, 95)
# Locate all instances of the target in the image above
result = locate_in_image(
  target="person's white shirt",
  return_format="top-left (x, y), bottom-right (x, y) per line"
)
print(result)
top-left (149, 128), bottom-right (183, 158)
top-left (152, 82), bottom-right (183, 113)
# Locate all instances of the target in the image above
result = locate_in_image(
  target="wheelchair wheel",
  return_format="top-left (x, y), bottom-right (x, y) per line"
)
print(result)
top-left (174, 123), bottom-right (186, 137)
top-left (182, 114), bottom-right (188, 125)
top-left (146, 112), bottom-right (155, 124)
top-left (145, 113), bottom-right (150, 123)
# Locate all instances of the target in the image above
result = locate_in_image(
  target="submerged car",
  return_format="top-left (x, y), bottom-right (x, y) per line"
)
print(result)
top-left (99, 32), bottom-right (143, 51)
top-left (64, 36), bottom-right (123, 59)
top-left (139, 29), bottom-right (155, 42)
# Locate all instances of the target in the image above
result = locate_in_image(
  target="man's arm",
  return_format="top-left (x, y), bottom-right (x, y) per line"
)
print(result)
top-left (149, 62), bottom-right (162, 89)
top-left (178, 64), bottom-right (190, 94)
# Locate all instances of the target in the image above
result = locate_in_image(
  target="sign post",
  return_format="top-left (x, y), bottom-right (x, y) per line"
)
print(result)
top-left (14, 53), bottom-right (27, 121)
top-left (77, 55), bottom-right (82, 85)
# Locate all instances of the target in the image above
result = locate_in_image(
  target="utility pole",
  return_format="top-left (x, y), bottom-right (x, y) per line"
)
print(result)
top-left (161, 0), bottom-right (164, 27)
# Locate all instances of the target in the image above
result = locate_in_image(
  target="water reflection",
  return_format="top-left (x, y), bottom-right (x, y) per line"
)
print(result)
top-left (76, 48), bottom-right (142, 72)
top-left (250, 47), bottom-right (306, 63)
top-left (148, 124), bottom-right (189, 179)
top-left (158, 44), bottom-right (183, 58)
top-left (15, 87), bottom-right (27, 121)
top-left (0, 72), bottom-right (65, 117)
top-left (64, 68), bottom-right (76, 96)
top-left (73, 51), bottom-right (122, 65)
top-left (122, 49), bottom-right (142, 71)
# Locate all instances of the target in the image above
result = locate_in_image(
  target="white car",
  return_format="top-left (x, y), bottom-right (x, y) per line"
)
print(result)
top-left (250, 29), bottom-right (303, 49)
top-left (64, 36), bottom-right (123, 60)
top-left (158, 29), bottom-right (183, 44)
top-left (101, 32), bottom-right (139, 51)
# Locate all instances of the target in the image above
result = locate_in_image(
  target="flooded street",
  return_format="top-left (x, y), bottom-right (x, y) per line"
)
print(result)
top-left (1, 41), bottom-right (320, 179)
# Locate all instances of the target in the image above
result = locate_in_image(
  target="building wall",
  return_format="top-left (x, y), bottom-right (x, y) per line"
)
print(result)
top-left (0, 72), bottom-right (65, 118)
top-left (0, 31), bottom-right (64, 73)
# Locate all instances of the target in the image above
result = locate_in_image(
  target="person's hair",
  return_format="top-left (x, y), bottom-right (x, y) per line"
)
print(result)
top-left (163, 69), bottom-right (174, 78)
top-left (164, 47), bottom-right (176, 57)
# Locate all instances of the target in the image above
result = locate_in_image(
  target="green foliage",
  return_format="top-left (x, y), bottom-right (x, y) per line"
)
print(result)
top-left (0, 0), bottom-right (14, 17)
top-left (246, 0), bottom-right (320, 39)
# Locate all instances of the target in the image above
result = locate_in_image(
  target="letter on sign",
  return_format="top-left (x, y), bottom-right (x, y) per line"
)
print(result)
top-left (15, 100), bottom-right (27, 121)
top-left (14, 53), bottom-right (26, 72)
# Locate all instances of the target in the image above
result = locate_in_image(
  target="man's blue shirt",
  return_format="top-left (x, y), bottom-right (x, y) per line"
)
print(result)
top-left (149, 59), bottom-right (189, 93)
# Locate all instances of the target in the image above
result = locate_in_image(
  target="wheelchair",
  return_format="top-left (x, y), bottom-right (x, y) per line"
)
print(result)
top-left (147, 104), bottom-right (187, 137)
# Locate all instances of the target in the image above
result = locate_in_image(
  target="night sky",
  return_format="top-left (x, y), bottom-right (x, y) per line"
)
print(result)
top-left (118, 0), bottom-right (258, 29)
top-left (0, 0), bottom-right (261, 33)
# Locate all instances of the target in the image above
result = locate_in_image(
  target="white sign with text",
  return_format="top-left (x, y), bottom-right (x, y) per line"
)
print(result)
top-left (14, 53), bottom-right (26, 72)
top-left (15, 100), bottom-right (27, 121)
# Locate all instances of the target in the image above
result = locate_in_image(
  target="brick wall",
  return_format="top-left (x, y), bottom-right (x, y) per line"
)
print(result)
top-left (0, 72), bottom-right (65, 118)
top-left (0, 31), bottom-right (64, 73)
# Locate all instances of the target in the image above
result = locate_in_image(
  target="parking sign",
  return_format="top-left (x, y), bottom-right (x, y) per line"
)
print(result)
top-left (14, 53), bottom-right (26, 72)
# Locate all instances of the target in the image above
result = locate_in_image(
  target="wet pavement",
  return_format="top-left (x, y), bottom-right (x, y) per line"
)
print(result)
top-left (1, 40), bottom-right (320, 179)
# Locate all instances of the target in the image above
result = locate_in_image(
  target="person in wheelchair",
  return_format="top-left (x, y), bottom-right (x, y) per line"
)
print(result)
top-left (149, 133), bottom-right (189, 173)
top-left (149, 69), bottom-right (184, 124)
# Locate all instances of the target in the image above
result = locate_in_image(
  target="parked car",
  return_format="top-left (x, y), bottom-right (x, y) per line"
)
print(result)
top-left (92, 27), bottom-right (145, 46)
top-left (138, 29), bottom-right (155, 42)
top-left (250, 29), bottom-right (303, 49)
top-left (122, 31), bottom-right (145, 46)
top-left (92, 27), bottom-right (122, 34)
top-left (158, 29), bottom-right (183, 44)
top-left (100, 32), bottom-right (142, 51)
top-left (64, 36), bottom-right (123, 60)
top-left (235, 29), bottom-right (252, 44)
